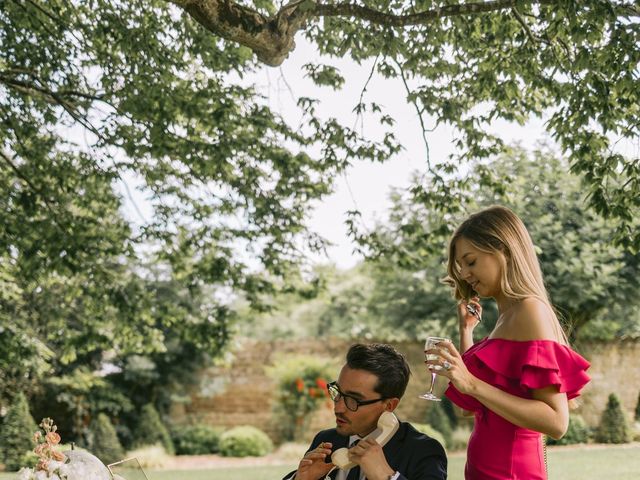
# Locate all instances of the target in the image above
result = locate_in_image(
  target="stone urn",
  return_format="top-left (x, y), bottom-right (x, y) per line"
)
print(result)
top-left (63, 450), bottom-right (112, 480)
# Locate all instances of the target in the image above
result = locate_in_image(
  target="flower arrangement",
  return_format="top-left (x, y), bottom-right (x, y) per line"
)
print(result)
top-left (18, 418), bottom-right (67, 480)
top-left (18, 418), bottom-right (111, 480)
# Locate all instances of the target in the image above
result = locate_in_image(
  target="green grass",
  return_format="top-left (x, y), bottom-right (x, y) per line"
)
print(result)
top-left (2, 444), bottom-right (638, 479)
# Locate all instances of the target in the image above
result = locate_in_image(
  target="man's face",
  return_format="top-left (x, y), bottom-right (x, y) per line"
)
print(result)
top-left (333, 366), bottom-right (391, 437)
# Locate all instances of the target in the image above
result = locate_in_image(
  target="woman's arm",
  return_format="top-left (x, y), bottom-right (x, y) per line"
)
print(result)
top-left (428, 342), bottom-right (569, 439)
top-left (462, 376), bottom-right (568, 439)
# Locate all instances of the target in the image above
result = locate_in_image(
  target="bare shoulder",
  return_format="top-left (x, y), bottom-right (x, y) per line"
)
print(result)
top-left (509, 297), bottom-right (557, 341)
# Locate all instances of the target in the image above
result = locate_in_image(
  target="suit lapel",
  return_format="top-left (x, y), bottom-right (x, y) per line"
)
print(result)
top-left (381, 421), bottom-right (406, 470)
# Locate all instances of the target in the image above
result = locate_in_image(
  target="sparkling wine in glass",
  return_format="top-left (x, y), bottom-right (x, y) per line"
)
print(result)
top-left (419, 336), bottom-right (451, 401)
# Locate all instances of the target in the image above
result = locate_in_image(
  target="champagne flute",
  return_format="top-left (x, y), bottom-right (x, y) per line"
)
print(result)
top-left (419, 336), bottom-right (451, 401)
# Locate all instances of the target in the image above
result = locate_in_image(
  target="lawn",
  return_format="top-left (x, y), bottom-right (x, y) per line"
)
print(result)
top-left (1, 443), bottom-right (638, 480)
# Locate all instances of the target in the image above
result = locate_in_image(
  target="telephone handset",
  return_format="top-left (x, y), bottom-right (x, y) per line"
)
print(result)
top-left (331, 411), bottom-right (399, 470)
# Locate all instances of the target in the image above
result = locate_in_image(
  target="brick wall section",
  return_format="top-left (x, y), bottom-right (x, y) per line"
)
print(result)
top-left (169, 338), bottom-right (640, 442)
top-left (575, 340), bottom-right (640, 426)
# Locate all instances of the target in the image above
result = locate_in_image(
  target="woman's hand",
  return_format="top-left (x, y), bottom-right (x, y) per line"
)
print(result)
top-left (425, 341), bottom-right (478, 396)
top-left (458, 296), bottom-right (482, 330)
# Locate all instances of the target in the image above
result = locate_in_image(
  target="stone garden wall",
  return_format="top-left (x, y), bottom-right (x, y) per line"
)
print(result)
top-left (168, 338), bottom-right (640, 443)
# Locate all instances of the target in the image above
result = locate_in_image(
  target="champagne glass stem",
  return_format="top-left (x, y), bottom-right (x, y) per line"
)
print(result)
top-left (429, 371), bottom-right (437, 395)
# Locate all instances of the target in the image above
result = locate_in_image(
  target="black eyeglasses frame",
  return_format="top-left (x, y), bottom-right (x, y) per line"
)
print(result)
top-left (326, 381), bottom-right (387, 412)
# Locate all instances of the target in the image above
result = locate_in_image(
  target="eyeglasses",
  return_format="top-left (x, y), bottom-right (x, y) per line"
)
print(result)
top-left (327, 381), bottom-right (387, 412)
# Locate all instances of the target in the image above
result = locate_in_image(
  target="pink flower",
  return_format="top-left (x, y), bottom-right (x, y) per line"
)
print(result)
top-left (34, 444), bottom-right (47, 456)
top-left (51, 450), bottom-right (66, 462)
top-left (46, 432), bottom-right (61, 445)
top-left (36, 458), bottom-right (49, 472)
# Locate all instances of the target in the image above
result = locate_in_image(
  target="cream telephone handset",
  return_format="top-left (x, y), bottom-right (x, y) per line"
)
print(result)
top-left (331, 411), bottom-right (399, 470)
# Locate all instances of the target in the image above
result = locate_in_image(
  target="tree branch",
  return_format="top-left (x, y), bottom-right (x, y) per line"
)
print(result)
top-left (170, 0), bottom-right (559, 66)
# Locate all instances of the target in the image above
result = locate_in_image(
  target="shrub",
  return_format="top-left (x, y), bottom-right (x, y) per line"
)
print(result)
top-left (125, 445), bottom-right (171, 469)
top-left (0, 393), bottom-right (38, 471)
top-left (547, 414), bottom-right (590, 445)
top-left (425, 403), bottom-right (452, 446)
top-left (411, 423), bottom-right (446, 449)
top-left (219, 426), bottom-right (274, 457)
top-left (267, 355), bottom-right (335, 441)
top-left (172, 424), bottom-right (222, 455)
top-left (449, 425), bottom-right (472, 451)
top-left (595, 393), bottom-right (631, 444)
top-left (91, 413), bottom-right (125, 465)
top-left (132, 404), bottom-right (174, 454)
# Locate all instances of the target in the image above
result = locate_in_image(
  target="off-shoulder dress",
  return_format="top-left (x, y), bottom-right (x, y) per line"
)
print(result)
top-left (445, 338), bottom-right (590, 480)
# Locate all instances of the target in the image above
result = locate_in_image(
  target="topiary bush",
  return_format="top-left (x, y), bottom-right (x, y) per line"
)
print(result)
top-left (547, 414), bottom-right (590, 445)
top-left (219, 426), bottom-right (273, 457)
top-left (0, 393), bottom-right (38, 471)
top-left (449, 425), bottom-right (472, 451)
top-left (132, 404), bottom-right (174, 454)
top-left (425, 403), bottom-right (452, 446)
top-left (91, 413), bottom-right (125, 465)
top-left (172, 424), bottom-right (222, 455)
top-left (411, 423), bottom-right (447, 449)
top-left (595, 393), bottom-right (631, 444)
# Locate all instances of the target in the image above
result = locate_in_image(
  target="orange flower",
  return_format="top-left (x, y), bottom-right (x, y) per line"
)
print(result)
top-left (34, 444), bottom-right (47, 456)
top-left (315, 378), bottom-right (327, 390)
top-left (295, 377), bottom-right (305, 392)
top-left (36, 458), bottom-right (49, 472)
top-left (52, 450), bottom-right (66, 462)
top-left (308, 387), bottom-right (316, 397)
top-left (46, 431), bottom-right (61, 445)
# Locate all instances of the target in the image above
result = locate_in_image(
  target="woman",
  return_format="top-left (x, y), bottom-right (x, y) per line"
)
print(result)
top-left (426, 205), bottom-right (590, 480)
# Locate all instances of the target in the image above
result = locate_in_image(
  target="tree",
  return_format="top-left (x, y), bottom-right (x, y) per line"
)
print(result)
top-left (132, 404), bottom-right (174, 454)
top-left (0, 393), bottom-right (38, 471)
top-left (90, 413), bottom-right (125, 466)
top-left (595, 393), bottom-right (631, 444)
top-left (1, 0), bottom-right (396, 417)
top-left (172, 0), bottom-right (640, 250)
top-left (361, 145), bottom-right (640, 340)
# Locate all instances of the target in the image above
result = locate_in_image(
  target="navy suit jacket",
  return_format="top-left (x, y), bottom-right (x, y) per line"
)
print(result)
top-left (283, 421), bottom-right (447, 480)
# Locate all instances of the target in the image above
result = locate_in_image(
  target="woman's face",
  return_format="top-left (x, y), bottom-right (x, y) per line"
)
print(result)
top-left (454, 237), bottom-right (504, 298)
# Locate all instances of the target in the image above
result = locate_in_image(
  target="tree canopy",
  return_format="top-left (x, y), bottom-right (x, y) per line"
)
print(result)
top-left (250, 146), bottom-right (640, 342)
top-left (174, 0), bottom-right (640, 250)
top-left (1, 0), bottom-right (639, 431)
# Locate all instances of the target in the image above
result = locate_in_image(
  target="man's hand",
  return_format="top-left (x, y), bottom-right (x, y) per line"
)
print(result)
top-left (348, 438), bottom-right (395, 480)
top-left (295, 441), bottom-right (334, 480)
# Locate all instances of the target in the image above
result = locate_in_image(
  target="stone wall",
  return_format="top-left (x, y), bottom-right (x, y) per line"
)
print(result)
top-left (169, 338), bottom-right (640, 442)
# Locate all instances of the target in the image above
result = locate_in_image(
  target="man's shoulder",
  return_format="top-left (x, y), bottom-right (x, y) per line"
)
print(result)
top-left (309, 428), bottom-right (343, 447)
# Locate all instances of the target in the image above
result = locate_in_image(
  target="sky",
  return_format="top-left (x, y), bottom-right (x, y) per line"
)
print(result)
top-left (114, 35), bottom-right (570, 273)
top-left (254, 36), bottom-right (549, 269)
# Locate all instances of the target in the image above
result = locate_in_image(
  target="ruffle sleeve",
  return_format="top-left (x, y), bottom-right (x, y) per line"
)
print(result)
top-left (445, 338), bottom-right (591, 409)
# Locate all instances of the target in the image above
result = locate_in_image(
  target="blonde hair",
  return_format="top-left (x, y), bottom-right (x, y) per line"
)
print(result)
top-left (445, 205), bottom-right (567, 344)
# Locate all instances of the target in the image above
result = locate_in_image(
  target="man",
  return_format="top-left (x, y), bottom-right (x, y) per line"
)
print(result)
top-left (284, 343), bottom-right (447, 480)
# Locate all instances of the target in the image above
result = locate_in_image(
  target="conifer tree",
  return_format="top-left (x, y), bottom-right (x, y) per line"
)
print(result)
top-left (596, 393), bottom-right (631, 444)
top-left (133, 404), bottom-right (174, 454)
top-left (91, 413), bottom-right (125, 465)
top-left (426, 403), bottom-right (453, 446)
top-left (0, 393), bottom-right (38, 471)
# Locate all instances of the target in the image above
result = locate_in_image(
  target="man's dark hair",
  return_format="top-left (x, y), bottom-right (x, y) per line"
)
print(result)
top-left (346, 343), bottom-right (411, 399)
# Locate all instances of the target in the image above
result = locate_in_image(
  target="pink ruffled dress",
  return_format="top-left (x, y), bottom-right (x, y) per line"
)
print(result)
top-left (445, 338), bottom-right (591, 480)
